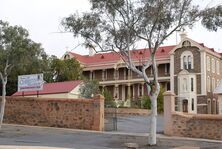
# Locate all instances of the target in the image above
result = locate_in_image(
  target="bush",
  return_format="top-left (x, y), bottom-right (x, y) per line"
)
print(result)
top-left (141, 86), bottom-right (164, 113)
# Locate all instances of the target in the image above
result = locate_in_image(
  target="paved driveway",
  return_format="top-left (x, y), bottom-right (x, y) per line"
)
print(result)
top-left (107, 115), bottom-right (164, 133)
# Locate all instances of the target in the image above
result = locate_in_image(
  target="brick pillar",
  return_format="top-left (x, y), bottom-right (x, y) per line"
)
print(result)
top-left (163, 91), bottom-right (175, 135)
top-left (92, 94), bottom-right (104, 131)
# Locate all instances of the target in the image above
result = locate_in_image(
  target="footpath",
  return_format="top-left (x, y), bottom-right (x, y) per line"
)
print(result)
top-left (0, 124), bottom-right (222, 149)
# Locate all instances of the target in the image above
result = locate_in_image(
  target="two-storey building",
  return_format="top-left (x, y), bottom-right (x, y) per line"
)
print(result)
top-left (62, 34), bottom-right (222, 114)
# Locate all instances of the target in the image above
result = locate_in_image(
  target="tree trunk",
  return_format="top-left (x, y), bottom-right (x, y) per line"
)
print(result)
top-left (149, 94), bottom-right (157, 145)
top-left (0, 80), bottom-right (6, 130)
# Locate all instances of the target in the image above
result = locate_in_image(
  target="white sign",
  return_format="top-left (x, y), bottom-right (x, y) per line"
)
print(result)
top-left (18, 74), bottom-right (43, 92)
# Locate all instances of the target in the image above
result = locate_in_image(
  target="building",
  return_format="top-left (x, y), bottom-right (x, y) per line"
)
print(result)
top-left (62, 34), bottom-right (222, 114)
top-left (12, 80), bottom-right (82, 99)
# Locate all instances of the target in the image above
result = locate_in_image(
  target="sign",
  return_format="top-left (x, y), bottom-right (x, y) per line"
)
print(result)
top-left (18, 74), bottom-right (43, 92)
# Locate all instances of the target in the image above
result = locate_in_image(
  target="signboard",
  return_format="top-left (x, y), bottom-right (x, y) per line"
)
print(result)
top-left (18, 74), bottom-right (43, 92)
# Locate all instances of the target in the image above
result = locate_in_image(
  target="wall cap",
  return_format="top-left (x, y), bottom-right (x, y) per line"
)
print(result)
top-left (163, 91), bottom-right (176, 96)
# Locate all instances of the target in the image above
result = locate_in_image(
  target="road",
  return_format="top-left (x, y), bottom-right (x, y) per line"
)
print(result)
top-left (105, 114), bottom-right (164, 133)
top-left (115, 115), bottom-right (164, 133)
top-left (0, 124), bottom-right (222, 149)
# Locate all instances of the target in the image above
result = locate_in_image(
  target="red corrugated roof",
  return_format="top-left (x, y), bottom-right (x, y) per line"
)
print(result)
top-left (70, 45), bottom-right (175, 65)
top-left (12, 80), bottom-right (82, 96)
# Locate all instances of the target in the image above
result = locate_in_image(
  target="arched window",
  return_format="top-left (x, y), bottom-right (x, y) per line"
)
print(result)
top-left (181, 51), bottom-right (193, 70)
top-left (207, 99), bottom-right (211, 114)
top-left (188, 56), bottom-right (192, 69)
top-left (207, 56), bottom-right (210, 71)
top-left (216, 60), bottom-right (220, 74)
top-left (212, 99), bottom-right (216, 114)
top-left (207, 76), bottom-right (211, 92)
top-left (212, 58), bottom-right (215, 73)
top-left (182, 40), bottom-right (191, 47)
top-left (183, 56), bottom-right (187, 69)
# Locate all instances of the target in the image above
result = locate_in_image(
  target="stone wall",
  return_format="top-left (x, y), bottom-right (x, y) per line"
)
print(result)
top-left (171, 112), bottom-right (222, 140)
top-left (3, 95), bottom-right (104, 131)
top-left (164, 91), bottom-right (222, 140)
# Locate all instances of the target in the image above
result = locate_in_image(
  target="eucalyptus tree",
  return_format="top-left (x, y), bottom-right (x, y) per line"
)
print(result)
top-left (0, 20), bottom-right (46, 129)
top-left (50, 57), bottom-right (83, 82)
top-left (62, 0), bottom-right (222, 145)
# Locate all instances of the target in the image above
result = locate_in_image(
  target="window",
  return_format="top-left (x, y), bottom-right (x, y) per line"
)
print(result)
top-left (212, 58), bottom-right (215, 73)
top-left (216, 60), bottom-right (220, 74)
top-left (212, 99), bottom-right (216, 114)
top-left (64, 54), bottom-right (70, 60)
top-left (165, 64), bottom-right (169, 75)
top-left (217, 79), bottom-right (220, 87)
top-left (207, 56), bottom-right (210, 71)
top-left (207, 99), bottom-right (211, 114)
top-left (207, 76), bottom-right (211, 92)
top-left (181, 51), bottom-right (193, 70)
top-left (182, 40), bottom-right (191, 47)
top-left (191, 78), bottom-right (194, 92)
top-left (188, 56), bottom-right (192, 69)
top-left (192, 98), bottom-right (194, 111)
top-left (212, 78), bottom-right (215, 91)
top-left (183, 56), bottom-right (187, 69)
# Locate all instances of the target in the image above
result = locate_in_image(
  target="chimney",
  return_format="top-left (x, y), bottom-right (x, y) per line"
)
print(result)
top-left (180, 32), bottom-right (187, 41)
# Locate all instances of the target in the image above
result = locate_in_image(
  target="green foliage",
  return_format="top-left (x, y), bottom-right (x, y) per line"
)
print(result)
top-left (79, 80), bottom-right (100, 98)
top-left (0, 20), bottom-right (49, 95)
top-left (141, 86), bottom-right (164, 113)
top-left (141, 95), bottom-right (151, 109)
top-left (50, 57), bottom-right (82, 82)
top-left (102, 88), bottom-right (116, 107)
top-left (102, 88), bottom-right (113, 101)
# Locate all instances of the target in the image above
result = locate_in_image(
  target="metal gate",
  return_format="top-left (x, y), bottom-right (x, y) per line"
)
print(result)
top-left (104, 103), bottom-right (117, 131)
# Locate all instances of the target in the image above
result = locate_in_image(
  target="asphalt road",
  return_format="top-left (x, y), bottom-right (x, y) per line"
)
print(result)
top-left (0, 124), bottom-right (222, 149)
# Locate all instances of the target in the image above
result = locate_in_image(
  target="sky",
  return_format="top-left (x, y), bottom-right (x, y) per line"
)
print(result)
top-left (0, 0), bottom-right (222, 58)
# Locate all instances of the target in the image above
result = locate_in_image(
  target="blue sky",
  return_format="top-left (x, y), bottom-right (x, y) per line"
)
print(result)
top-left (0, 0), bottom-right (222, 57)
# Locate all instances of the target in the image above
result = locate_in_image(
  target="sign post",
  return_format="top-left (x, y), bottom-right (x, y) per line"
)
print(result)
top-left (18, 74), bottom-right (43, 97)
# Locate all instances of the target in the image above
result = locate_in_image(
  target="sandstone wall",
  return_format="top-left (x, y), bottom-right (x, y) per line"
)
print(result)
top-left (171, 112), bottom-right (222, 140)
top-left (2, 95), bottom-right (104, 131)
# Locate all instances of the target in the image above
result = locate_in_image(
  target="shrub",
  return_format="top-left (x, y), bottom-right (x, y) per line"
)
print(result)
top-left (141, 86), bottom-right (164, 113)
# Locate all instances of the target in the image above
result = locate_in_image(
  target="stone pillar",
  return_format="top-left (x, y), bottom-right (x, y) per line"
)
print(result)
top-left (92, 94), bottom-right (104, 131)
top-left (163, 91), bottom-right (175, 136)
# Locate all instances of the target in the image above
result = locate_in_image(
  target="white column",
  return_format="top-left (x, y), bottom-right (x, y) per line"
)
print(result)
top-left (200, 50), bottom-right (206, 95)
top-left (102, 69), bottom-right (105, 81)
top-left (170, 53), bottom-right (174, 92)
top-left (90, 70), bottom-right (93, 80)
top-left (132, 84), bottom-right (135, 100)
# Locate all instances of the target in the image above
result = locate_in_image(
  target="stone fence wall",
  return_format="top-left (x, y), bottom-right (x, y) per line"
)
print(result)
top-left (164, 91), bottom-right (222, 140)
top-left (2, 95), bottom-right (104, 131)
top-left (171, 112), bottom-right (222, 140)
